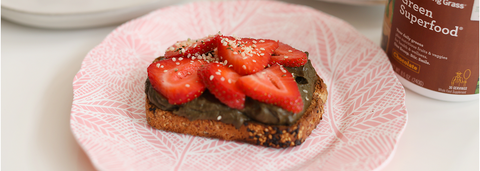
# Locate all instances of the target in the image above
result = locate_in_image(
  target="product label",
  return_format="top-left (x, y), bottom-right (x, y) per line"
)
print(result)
top-left (382, 0), bottom-right (479, 95)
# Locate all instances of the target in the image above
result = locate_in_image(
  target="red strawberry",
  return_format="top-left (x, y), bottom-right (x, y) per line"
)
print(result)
top-left (269, 42), bottom-right (307, 67)
top-left (147, 58), bottom-right (206, 105)
top-left (198, 63), bottom-right (245, 109)
top-left (236, 64), bottom-right (303, 113)
top-left (216, 36), bottom-right (279, 75)
top-left (164, 34), bottom-right (220, 58)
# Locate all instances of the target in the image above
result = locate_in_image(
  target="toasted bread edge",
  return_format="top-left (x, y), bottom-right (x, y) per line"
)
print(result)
top-left (146, 75), bottom-right (327, 148)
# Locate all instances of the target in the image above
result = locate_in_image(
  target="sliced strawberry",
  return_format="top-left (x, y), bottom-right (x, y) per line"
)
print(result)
top-left (216, 36), bottom-right (279, 75)
top-left (147, 58), bottom-right (206, 105)
top-left (236, 64), bottom-right (303, 113)
top-left (164, 34), bottom-right (220, 58)
top-left (198, 63), bottom-right (245, 109)
top-left (269, 42), bottom-right (307, 67)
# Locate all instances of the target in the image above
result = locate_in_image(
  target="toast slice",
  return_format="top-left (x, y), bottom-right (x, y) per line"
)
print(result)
top-left (145, 74), bottom-right (327, 148)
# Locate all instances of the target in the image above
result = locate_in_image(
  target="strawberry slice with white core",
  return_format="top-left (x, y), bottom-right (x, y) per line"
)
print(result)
top-left (216, 36), bottom-right (279, 75)
top-left (198, 63), bottom-right (245, 109)
top-left (164, 34), bottom-right (220, 59)
top-left (236, 64), bottom-right (304, 113)
top-left (147, 58), bottom-right (206, 105)
top-left (269, 42), bottom-right (307, 67)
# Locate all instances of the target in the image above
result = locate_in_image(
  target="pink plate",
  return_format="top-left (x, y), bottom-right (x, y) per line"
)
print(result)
top-left (70, 1), bottom-right (407, 170)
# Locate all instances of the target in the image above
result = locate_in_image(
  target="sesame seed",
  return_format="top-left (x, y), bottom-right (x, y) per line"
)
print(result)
top-left (243, 57), bottom-right (247, 59)
top-left (229, 65), bottom-right (233, 68)
top-left (253, 40), bottom-right (257, 43)
top-left (252, 59), bottom-right (256, 63)
top-left (260, 48), bottom-right (265, 50)
top-left (260, 53), bottom-right (265, 56)
top-left (306, 97), bottom-right (309, 101)
top-left (259, 40), bottom-right (265, 42)
top-left (221, 77), bottom-right (225, 81)
top-left (228, 79), bottom-right (232, 83)
top-left (303, 90), bottom-right (308, 93)
top-left (178, 72), bottom-right (182, 76)
top-left (233, 51), bottom-right (238, 55)
top-left (217, 116), bottom-right (222, 120)
top-left (242, 65), bottom-right (246, 69)
top-left (172, 58), bottom-right (176, 61)
top-left (176, 62), bottom-right (180, 65)
top-left (156, 63), bottom-right (160, 68)
top-left (185, 84), bottom-right (190, 87)
top-left (192, 57), bottom-right (196, 60)
top-left (164, 70), bottom-right (168, 72)
top-left (288, 50), bottom-right (293, 52)
top-left (179, 57), bottom-right (184, 61)
top-left (284, 56), bottom-right (289, 58)
top-left (216, 72), bottom-right (221, 75)
top-left (168, 47), bottom-right (175, 51)
top-left (210, 75), bottom-right (214, 80)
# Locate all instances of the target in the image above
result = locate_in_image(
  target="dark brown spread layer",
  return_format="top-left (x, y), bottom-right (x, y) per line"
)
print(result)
top-left (145, 60), bottom-right (318, 128)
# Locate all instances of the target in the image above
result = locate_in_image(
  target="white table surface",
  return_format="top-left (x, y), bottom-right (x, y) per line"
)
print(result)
top-left (2, 0), bottom-right (478, 170)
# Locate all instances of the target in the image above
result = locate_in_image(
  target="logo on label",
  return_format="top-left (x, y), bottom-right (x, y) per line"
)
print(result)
top-left (449, 69), bottom-right (471, 90)
top-left (432, 0), bottom-right (467, 9)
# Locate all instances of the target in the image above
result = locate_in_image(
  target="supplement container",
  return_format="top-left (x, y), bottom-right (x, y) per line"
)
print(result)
top-left (381, 0), bottom-right (479, 101)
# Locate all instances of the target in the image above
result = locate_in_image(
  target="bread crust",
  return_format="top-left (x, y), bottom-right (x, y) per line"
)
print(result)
top-left (146, 75), bottom-right (327, 148)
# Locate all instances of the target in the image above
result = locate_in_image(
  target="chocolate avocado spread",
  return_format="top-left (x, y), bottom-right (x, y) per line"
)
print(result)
top-left (145, 60), bottom-right (318, 128)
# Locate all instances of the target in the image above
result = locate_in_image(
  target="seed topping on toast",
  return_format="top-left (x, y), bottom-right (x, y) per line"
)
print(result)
top-left (148, 33), bottom-right (309, 113)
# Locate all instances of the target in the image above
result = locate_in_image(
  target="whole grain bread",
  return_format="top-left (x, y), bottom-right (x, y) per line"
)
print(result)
top-left (145, 74), bottom-right (327, 148)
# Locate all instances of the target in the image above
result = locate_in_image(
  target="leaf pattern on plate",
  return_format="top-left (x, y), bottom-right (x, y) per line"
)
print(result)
top-left (70, 1), bottom-right (407, 171)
